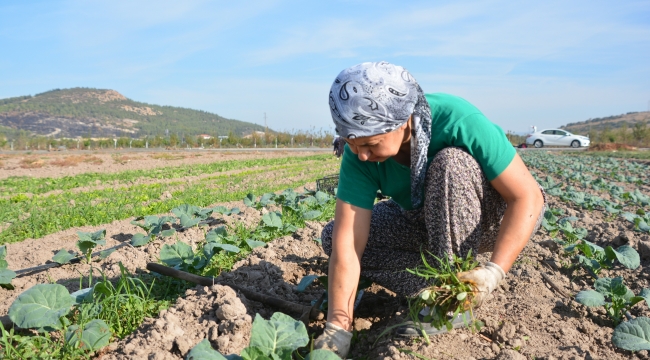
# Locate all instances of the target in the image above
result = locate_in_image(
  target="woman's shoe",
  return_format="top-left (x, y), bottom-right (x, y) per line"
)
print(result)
top-left (394, 311), bottom-right (472, 337)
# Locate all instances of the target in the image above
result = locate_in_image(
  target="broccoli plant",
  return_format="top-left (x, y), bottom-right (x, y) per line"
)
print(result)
top-left (6, 283), bottom-right (111, 355)
top-left (622, 210), bottom-right (650, 233)
top-left (243, 193), bottom-right (277, 210)
top-left (186, 312), bottom-right (338, 360)
top-left (252, 211), bottom-right (298, 242)
top-left (130, 216), bottom-right (176, 247)
top-left (575, 277), bottom-right (649, 325)
top-left (52, 230), bottom-right (110, 265)
top-left (171, 204), bottom-right (215, 230)
top-left (0, 245), bottom-right (16, 290)
top-left (564, 240), bottom-right (640, 277)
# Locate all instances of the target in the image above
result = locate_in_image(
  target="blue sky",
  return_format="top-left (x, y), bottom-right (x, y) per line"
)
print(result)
top-left (1, 0), bottom-right (648, 134)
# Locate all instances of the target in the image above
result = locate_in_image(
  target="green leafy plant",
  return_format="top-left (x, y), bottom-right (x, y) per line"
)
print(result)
top-left (212, 205), bottom-right (241, 216)
top-left (622, 210), bottom-right (650, 233)
top-left (563, 240), bottom-right (640, 277)
top-left (406, 251), bottom-right (481, 334)
top-left (130, 216), bottom-right (176, 246)
top-left (186, 312), bottom-right (338, 360)
top-left (575, 277), bottom-right (649, 325)
top-left (243, 192), bottom-right (277, 210)
top-left (0, 245), bottom-right (16, 290)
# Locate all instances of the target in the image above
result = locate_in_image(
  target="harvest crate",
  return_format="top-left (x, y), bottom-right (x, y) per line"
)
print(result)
top-left (316, 173), bottom-right (339, 195)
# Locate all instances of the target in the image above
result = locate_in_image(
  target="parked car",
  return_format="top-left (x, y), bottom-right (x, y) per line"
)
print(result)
top-left (525, 129), bottom-right (590, 148)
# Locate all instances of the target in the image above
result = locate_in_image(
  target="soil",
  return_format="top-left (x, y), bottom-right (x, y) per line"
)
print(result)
top-left (588, 143), bottom-right (638, 151)
top-left (0, 149), bottom-right (327, 180)
top-left (2, 153), bottom-right (650, 359)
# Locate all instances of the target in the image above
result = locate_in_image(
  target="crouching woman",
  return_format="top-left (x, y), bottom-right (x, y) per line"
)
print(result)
top-left (313, 62), bottom-right (546, 358)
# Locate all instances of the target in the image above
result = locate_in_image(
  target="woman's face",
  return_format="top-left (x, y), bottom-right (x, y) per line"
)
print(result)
top-left (344, 120), bottom-right (410, 162)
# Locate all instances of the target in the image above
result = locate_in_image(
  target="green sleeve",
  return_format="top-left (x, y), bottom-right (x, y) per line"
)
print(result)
top-left (448, 114), bottom-right (516, 181)
top-left (336, 145), bottom-right (379, 210)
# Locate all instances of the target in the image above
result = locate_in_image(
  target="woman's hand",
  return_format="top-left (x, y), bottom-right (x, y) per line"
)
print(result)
top-left (457, 262), bottom-right (505, 306)
top-left (313, 322), bottom-right (353, 359)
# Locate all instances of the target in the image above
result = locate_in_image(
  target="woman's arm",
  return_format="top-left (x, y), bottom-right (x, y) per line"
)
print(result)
top-left (327, 199), bottom-right (372, 331)
top-left (489, 153), bottom-right (545, 272)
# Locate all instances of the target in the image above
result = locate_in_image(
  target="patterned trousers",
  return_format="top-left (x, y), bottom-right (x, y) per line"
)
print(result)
top-left (321, 147), bottom-right (546, 296)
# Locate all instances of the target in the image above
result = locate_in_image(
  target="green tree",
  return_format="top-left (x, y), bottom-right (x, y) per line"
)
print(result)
top-left (632, 121), bottom-right (648, 146)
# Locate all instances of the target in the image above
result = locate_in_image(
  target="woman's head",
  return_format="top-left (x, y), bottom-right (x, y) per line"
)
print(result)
top-left (329, 61), bottom-right (433, 208)
top-left (328, 61), bottom-right (421, 139)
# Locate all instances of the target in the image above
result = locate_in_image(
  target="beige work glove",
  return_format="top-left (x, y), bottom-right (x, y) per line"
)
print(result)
top-left (457, 262), bottom-right (506, 307)
top-left (313, 322), bottom-right (352, 359)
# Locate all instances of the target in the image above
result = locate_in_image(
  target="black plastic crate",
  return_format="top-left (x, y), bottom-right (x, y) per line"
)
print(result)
top-left (316, 173), bottom-right (339, 195)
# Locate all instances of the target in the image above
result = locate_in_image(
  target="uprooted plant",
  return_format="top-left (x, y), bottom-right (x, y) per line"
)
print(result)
top-left (406, 250), bottom-right (481, 336)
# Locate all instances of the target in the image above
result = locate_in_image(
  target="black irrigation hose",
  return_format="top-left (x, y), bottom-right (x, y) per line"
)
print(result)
top-left (13, 242), bottom-right (131, 278)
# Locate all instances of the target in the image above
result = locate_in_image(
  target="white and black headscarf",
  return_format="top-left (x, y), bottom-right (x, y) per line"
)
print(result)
top-left (329, 61), bottom-right (432, 208)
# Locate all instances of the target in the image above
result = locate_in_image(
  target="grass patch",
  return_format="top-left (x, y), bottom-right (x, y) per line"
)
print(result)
top-left (0, 157), bottom-right (339, 243)
top-left (149, 153), bottom-right (186, 161)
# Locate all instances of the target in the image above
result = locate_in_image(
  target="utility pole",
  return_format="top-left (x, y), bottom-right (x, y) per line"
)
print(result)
top-left (264, 112), bottom-right (267, 132)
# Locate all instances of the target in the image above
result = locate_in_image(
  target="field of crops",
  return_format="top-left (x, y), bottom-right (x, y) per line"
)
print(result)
top-left (1, 149), bottom-right (650, 359)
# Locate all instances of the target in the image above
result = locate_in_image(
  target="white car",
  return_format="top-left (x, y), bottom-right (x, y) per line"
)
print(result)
top-left (525, 129), bottom-right (590, 148)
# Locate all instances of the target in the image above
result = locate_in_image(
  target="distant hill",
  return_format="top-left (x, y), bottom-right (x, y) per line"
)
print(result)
top-left (561, 111), bottom-right (650, 133)
top-left (0, 88), bottom-right (266, 138)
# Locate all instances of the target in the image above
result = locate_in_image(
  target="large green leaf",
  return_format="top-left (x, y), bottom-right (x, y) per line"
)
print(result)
top-left (172, 204), bottom-right (201, 218)
top-left (186, 339), bottom-right (228, 360)
top-left (243, 193), bottom-right (256, 207)
top-left (8, 284), bottom-right (74, 330)
top-left (0, 268), bottom-right (16, 289)
top-left (262, 212), bottom-right (283, 229)
top-left (70, 287), bottom-right (94, 305)
top-left (65, 319), bottom-right (111, 351)
top-left (245, 239), bottom-right (266, 250)
top-left (605, 245), bottom-right (640, 269)
top-left (595, 277), bottom-right (629, 298)
top-left (575, 290), bottom-right (606, 307)
top-left (613, 317), bottom-right (650, 351)
top-left (179, 214), bottom-right (201, 229)
top-left (131, 233), bottom-right (151, 247)
top-left (639, 289), bottom-right (650, 305)
top-left (52, 249), bottom-right (75, 264)
top-left (206, 226), bottom-right (228, 242)
top-left (302, 210), bottom-right (322, 220)
top-left (204, 243), bottom-right (240, 259)
top-left (77, 229), bottom-right (106, 254)
top-left (306, 349), bottom-right (341, 360)
top-left (160, 241), bottom-right (194, 267)
top-left (250, 312), bottom-right (308, 357)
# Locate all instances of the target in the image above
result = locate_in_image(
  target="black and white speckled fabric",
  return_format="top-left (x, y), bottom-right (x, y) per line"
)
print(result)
top-left (321, 147), bottom-right (546, 297)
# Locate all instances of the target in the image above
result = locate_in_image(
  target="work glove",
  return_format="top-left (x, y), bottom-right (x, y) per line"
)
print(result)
top-left (457, 262), bottom-right (506, 307)
top-left (313, 322), bottom-right (352, 359)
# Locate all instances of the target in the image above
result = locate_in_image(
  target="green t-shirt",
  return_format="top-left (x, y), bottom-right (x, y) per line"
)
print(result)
top-left (337, 93), bottom-right (516, 210)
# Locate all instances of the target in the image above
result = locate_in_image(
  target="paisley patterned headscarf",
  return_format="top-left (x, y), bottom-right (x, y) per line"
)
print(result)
top-left (329, 61), bottom-right (432, 208)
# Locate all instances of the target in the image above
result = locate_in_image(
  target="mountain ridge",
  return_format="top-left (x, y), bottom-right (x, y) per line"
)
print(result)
top-left (560, 111), bottom-right (650, 133)
top-left (0, 88), bottom-right (265, 138)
